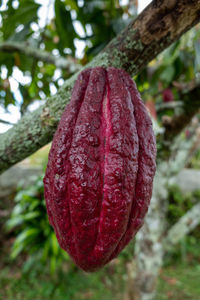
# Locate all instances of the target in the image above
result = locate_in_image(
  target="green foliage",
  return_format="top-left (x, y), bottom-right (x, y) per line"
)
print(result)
top-left (76, 0), bottom-right (126, 57)
top-left (0, 261), bottom-right (126, 300)
top-left (167, 185), bottom-right (193, 225)
top-left (167, 185), bottom-right (200, 225)
top-left (165, 185), bottom-right (200, 266)
top-left (0, 257), bottom-right (200, 300)
top-left (1, 0), bottom-right (199, 130)
top-left (1, 0), bottom-right (40, 40)
top-left (135, 26), bottom-right (200, 127)
top-left (188, 148), bottom-right (200, 169)
top-left (164, 234), bottom-right (200, 268)
top-left (1, 2), bottom-right (200, 298)
top-left (5, 175), bottom-right (69, 273)
top-left (157, 264), bottom-right (200, 300)
top-left (0, 0), bottom-right (132, 111)
top-left (54, 0), bottom-right (76, 54)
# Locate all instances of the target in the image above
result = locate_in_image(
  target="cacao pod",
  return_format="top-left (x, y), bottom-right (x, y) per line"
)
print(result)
top-left (162, 88), bottom-right (174, 102)
top-left (43, 67), bottom-right (156, 272)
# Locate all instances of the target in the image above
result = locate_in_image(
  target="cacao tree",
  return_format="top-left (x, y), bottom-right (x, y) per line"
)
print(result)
top-left (1, 1), bottom-right (200, 299)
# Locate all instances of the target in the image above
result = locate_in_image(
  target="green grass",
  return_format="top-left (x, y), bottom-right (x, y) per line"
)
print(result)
top-left (0, 262), bottom-right (126, 300)
top-left (0, 261), bottom-right (200, 300)
top-left (0, 234), bottom-right (200, 300)
top-left (157, 264), bottom-right (200, 300)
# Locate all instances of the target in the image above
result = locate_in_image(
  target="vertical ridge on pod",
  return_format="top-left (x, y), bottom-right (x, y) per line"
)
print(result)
top-left (93, 67), bottom-right (139, 266)
top-left (67, 67), bottom-right (107, 270)
top-left (44, 68), bottom-right (91, 259)
top-left (109, 70), bottom-right (157, 259)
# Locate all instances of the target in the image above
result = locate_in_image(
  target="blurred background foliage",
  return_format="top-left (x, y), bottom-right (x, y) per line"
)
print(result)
top-left (5, 175), bottom-right (69, 273)
top-left (0, 0), bottom-right (131, 112)
top-left (0, 0), bottom-right (200, 299)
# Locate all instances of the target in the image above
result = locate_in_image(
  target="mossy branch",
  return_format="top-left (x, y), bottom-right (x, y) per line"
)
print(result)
top-left (163, 83), bottom-right (200, 142)
top-left (0, 41), bottom-right (81, 72)
top-left (1, 0), bottom-right (200, 174)
top-left (164, 202), bottom-right (200, 251)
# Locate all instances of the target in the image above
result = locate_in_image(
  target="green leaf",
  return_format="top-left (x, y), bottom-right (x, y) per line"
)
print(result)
top-left (162, 41), bottom-right (180, 65)
top-left (195, 40), bottom-right (200, 73)
top-left (50, 256), bottom-right (57, 273)
top-left (42, 240), bottom-right (50, 261)
top-left (160, 65), bottom-right (175, 84)
top-left (13, 228), bottom-right (40, 247)
top-left (2, 0), bottom-right (40, 40)
top-left (65, 0), bottom-right (78, 11)
top-left (6, 216), bottom-right (24, 230)
top-left (12, 203), bottom-right (24, 215)
top-left (11, 243), bottom-right (24, 259)
top-left (10, 23), bottom-right (31, 42)
top-left (54, 0), bottom-right (76, 54)
top-left (51, 233), bottom-right (59, 256)
top-left (61, 250), bottom-right (69, 260)
top-left (0, 53), bottom-right (14, 76)
top-left (18, 53), bottom-right (34, 72)
top-left (29, 199), bottom-right (41, 211)
top-left (23, 211), bottom-right (41, 221)
top-left (23, 255), bottom-right (39, 272)
top-left (10, 227), bottom-right (40, 259)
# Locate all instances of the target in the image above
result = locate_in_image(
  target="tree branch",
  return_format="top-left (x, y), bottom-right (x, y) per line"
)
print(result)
top-left (1, 0), bottom-right (200, 174)
top-left (163, 83), bottom-right (200, 142)
top-left (156, 101), bottom-right (183, 112)
top-left (156, 83), bottom-right (200, 161)
top-left (0, 119), bottom-right (14, 125)
top-left (0, 41), bottom-right (81, 72)
top-left (164, 203), bottom-right (200, 251)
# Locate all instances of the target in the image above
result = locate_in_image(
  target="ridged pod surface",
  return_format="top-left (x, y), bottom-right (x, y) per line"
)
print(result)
top-left (43, 67), bottom-right (156, 272)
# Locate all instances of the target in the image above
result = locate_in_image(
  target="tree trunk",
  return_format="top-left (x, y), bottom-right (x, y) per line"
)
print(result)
top-left (127, 169), bottom-right (168, 300)
top-left (126, 127), bottom-right (199, 300)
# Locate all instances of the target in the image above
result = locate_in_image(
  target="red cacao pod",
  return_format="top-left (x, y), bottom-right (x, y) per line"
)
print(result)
top-left (43, 67), bottom-right (156, 272)
top-left (162, 88), bottom-right (174, 102)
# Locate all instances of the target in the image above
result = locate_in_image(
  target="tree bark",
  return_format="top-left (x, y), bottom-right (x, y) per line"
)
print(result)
top-left (174, 168), bottom-right (200, 192)
top-left (129, 170), bottom-right (167, 300)
top-left (129, 127), bottom-right (199, 300)
top-left (164, 202), bottom-right (200, 251)
top-left (1, 0), bottom-right (200, 174)
top-left (163, 83), bottom-right (200, 143)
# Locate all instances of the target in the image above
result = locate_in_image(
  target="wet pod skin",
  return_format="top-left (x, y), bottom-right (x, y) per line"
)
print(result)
top-left (43, 67), bottom-right (156, 272)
